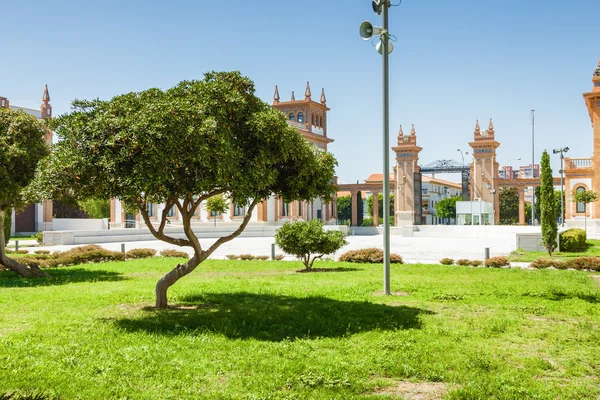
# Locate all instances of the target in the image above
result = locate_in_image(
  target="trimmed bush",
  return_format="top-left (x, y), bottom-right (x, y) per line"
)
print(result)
top-left (255, 255), bottom-right (269, 261)
top-left (19, 246), bottom-right (124, 268)
top-left (485, 256), bottom-right (510, 268)
top-left (239, 254), bottom-right (255, 260)
top-left (34, 250), bottom-right (50, 255)
top-left (456, 259), bottom-right (470, 266)
top-left (339, 248), bottom-right (403, 264)
top-left (440, 258), bottom-right (454, 265)
top-left (274, 254), bottom-right (284, 261)
top-left (469, 260), bottom-right (483, 267)
top-left (530, 258), bottom-right (566, 269)
top-left (35, 232), bottom-right (44, 244)
top-left (361, 218), bottom-right (374, 227)
top-left (125, 248), bottom-right (156, 259)
top-left (225, 254), bottom-right (239, 260)
top-left (160, 249), bottom-right (189, 258)
top-left (6, 249), bottom-right (29, 255)
top-left (559, 228), bottom-right (587, 252)
top-left (564, 257), bottom-right (600, 271)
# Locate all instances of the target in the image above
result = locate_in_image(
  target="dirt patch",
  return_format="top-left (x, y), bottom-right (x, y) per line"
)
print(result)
top-left (374, 381), bottom-right (449, 399)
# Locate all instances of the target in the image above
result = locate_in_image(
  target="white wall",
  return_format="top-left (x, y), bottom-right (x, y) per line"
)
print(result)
top-left (53, 218), bottom-right (109, 231)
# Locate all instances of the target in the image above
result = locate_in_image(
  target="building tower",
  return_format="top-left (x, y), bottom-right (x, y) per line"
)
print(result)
top-left (469, 119), bottom-right (500, 223)
top-left (393, 124), bottom-right (423, 226)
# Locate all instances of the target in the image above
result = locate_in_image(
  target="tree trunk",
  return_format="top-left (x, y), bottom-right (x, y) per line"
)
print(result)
top-left (155, 255), bottom-right (201, 308)
top-left (0, 209), bottom-right (48, 278)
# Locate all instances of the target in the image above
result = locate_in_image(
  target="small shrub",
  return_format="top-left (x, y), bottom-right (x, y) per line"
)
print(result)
top-left (34, 250), bottom-right (50, 255)
top-left (255, 255), bottom-right (269, 261)
top-left (456, 259), bottom-right (470, 266)
top-left (35, 232), bottom-right (44, 244)
top-left (485, 256), bottom-right (509, 268)
top-left (564, 257), bottom-right (600, 271)
top-left (559, 228), bottom-right (587, 252)
top-left (125, 248), bottom-right (156, 259)
top-left (160, 249), bottom-right (189, 258)
top-left (361, 217), bottom-right (374, 227)
top-left (225, 254), bottom-right (239, 260)
top-left (239, 254), bottom-right (255, 260)
top-left (530, 258), bottom-right (566, 269)
top-left (274, 254), bottom-right (284, 261)
top-left (469, 260), bottom-right (483, 267)
top-left (10, 250), bottom-right (29, 255)
top-left (339, 248), bottom-right (403, 264)
top-left (440, 258), bottom-right (454, 265)
top-left (68, 244), bottom-right (103, 253)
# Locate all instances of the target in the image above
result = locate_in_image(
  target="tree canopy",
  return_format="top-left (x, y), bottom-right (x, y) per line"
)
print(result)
top-left (32, 71), bottom-right (338, 307)
top-left (435, 196), bottom-right (461, 222)
top-left (0, 109), bottom-right (50, 277)
top-left (337, 195), bottom-right (351, 224)
top-left (367, 193), bottom-right (394, 219)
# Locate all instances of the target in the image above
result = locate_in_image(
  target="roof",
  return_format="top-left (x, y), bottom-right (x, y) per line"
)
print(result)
top-left (422, 175), bottom-right (462, 189)
top-left (364, 173), bottom-right (394, 183)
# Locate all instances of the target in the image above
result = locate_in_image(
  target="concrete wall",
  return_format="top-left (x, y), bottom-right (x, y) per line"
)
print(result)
top-left (53, 218), bottom-right (109, 231)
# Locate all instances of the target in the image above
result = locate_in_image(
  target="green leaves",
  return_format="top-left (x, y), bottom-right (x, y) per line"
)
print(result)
top-left (540, 150), bottom-right (557, 255)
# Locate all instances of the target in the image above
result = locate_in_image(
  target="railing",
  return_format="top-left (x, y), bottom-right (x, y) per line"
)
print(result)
top-left (568, 158), bottom-right (593, 169)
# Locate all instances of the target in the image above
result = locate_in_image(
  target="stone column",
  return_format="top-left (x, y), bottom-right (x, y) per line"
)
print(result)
top-left (372, 191), bottom-right (379, 226)
top-left (518, 187), bottom-right (525, 225)
top-left (351, 191), bottom-right (358, 227)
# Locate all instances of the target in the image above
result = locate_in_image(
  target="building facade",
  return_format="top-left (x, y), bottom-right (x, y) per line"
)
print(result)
top-left (0, 86), bottom-right (53, 234)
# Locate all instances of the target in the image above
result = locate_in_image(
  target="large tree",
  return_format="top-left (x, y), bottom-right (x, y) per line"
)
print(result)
top-left (32, 71), bottom-right (337, 308)
top-left (540, 150), bottom-right (557, 255)
top-left (499, 187), bottom-right (519, 225)
top-left (336, 195), bottom-right (351, 224)
top-left (0, 109), bottom-right (50, 277)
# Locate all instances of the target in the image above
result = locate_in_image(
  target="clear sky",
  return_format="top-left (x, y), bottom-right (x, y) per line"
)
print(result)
top-left (1, 0), bottom-right (598, 184)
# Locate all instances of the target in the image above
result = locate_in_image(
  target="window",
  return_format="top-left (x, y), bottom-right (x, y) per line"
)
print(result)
top-left (298, 201), bottom-right (302, 217)
top-left (210, 210), bottom-right (220, 217)
top-left (46, 108), bottom-right (51, 116)
top-left (576, 187), bottom-right (586, 213)
top-left (282, 202), bottom-right (289, 216)
top-left (297, 112), bottom-right (304, 123)
top-left (167, 205), bottom-right (176, 217)
top-left (233, 204), bottom-right (244, 217)
top-left (595, 82), bottom-right (600, 87)
top-left (147, 203), bottom-right (155, 217)
top-left (1, 99), bottom-right (5, 107)
top-left (289, 113), bottom-right (295, 121)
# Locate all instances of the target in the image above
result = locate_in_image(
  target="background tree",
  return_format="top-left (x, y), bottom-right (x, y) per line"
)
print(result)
top-left (572, 188), bottom-right (599, 234)
top-left (0, 109), bottom-right (50, 277)
top-left (275, 219), bottom-right (347, 271)
top-left (78, 198), bottom-right (110, 219)
top-left (356, 191), bottom-right (364, 227)
top-left (540, 150), bottom-right (557, 255)
top-left (336, 195), bottom-right (351, 225)
top-left (31, 71), bottom-right (337, 308)
top-left (3, 210), bottom-right (11, 246)
top-left (205, 195), bottom-right (228, 226)
top-left (434, 196), bottom-right (461, 224)
top-left (499, 187), bottom-right (519, 224)
top-left (367, 193), bottom-right (394, 223)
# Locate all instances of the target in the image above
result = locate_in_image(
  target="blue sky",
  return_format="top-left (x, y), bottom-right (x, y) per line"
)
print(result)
top-left (1, 0), bottom-right (598, 183)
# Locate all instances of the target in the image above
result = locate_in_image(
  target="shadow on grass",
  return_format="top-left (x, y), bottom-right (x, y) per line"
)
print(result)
top-left (114, 292), bottom-right (433, 341)
top-left (523, 289), bottom-right (600, 303)
top-left (0, 268), bottom-right (125, 288)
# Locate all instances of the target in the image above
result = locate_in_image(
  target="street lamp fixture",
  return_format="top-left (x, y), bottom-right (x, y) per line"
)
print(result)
top-left (553, 147), bottom-right (569, 227)
top-left (359, 0), bottom-right (393, 295)
top-left (457, 149), bottom-right (469, 166)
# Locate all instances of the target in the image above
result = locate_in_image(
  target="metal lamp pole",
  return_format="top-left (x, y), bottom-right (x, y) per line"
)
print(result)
top-left (360, 0), bottom-right (392, 294)
top-left (531, 109), bottom-right (535, 226)
top-left (553, 147), bottom-right (569, 227)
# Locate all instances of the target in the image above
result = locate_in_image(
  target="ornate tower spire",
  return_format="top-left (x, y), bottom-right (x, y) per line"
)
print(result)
top-left (320, 88), bottom-right (326, 105)
top-left (291, 91), bottom-right (295, 102)
top-left (397, 124), bottom-right (404, 136)
top-left (273, 85), bottom-right (280, 104)
top-left (488, 118), bottom-right (495, 135)
top-left (42, 84), bottom-right (50, 103)
top-left (40, 84), bottom-right (52, 120)
top-left (305, 82), bottom-right (311, 100)
top-left (410, 124), bottom-right (416, 136)
top-left (474, 119), bottom-right (481, 134)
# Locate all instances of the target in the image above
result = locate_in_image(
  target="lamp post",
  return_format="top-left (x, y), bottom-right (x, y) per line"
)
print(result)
top-left (553, 147), bottom-right (569, 227)
top-left (360, 0), bottom-right (393, 295)
top-left (457, 149), bottom-right (469, 166)
top-left (531, 109), bottom-right (536, 226)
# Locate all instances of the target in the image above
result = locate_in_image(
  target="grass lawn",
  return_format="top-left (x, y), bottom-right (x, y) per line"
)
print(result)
top-left (1, 258), bottom-right (600, 399)
top-left (509, 239), bottom-right (600, 262)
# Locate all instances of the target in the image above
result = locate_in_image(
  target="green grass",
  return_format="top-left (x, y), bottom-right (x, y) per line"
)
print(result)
top-left (1, 258), bottom-right (600, 399)
top-left (509, 239), bottom-right (600, 262)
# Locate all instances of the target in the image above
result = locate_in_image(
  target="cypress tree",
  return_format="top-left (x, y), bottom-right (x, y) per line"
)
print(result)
top-left (356, 191), bottom-right (364, 227)
top-left (540, 150), bottom-right (557, 255)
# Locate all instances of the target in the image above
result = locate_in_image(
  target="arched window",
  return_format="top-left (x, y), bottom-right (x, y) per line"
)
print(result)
top-left (576, 187), bottom-right (586, 213)
top-left (297, 112), bottom-right (304, 124)
top-left (289, 113), bottom-right (295, 121)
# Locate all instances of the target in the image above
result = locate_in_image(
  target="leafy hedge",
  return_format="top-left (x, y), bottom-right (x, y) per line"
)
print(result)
top-left (125, 248), bottom-right (156, 259)
top-left (559, 228), bottom-right (587, 252)
top-left (339, 248), bottom-right (403, 264)
top-left (440, 258), bottom-right (454, 265)
top-left (485, 256), bottom-right (510, 268)
top-left (19, 245), bottom-right (124, 268)
top-left (159, 249), bottom-right (189, 258)
top-left (530, 256), bottom-right (600, 271)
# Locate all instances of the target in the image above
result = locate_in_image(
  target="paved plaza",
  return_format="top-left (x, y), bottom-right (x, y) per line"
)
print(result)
top-left (19, 232), bottom-right (518, 264)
